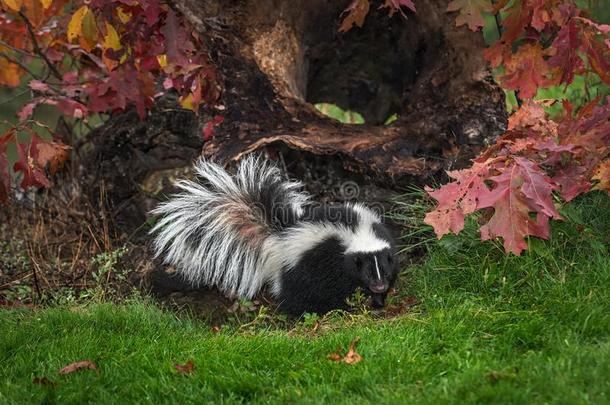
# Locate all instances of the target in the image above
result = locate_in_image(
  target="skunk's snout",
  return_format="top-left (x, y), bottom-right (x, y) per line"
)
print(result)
top-left (369, 282), bottom-right (389, 294)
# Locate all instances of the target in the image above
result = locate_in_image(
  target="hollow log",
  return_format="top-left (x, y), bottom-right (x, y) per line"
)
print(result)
top-left (85, 0), bottom-right (507, 232)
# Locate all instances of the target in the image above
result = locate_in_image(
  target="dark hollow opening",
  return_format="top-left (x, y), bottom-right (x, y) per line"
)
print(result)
top-left (304, 8), bottom-right (422, 126)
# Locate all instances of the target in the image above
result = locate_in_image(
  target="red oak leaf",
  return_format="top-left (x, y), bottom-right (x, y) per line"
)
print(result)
top-left (13, 135), bottom-right (51, 189)
top-left (552, 164), bottom-right (591, 202)
top-left (161, 9), bottom-right (190, 67)
top-left (548, 19), bottom-right (584, 85)
top-left (202, 115), bottom-right (224, 141)
top-left (500, 44), bottom-right (555, 99)
top-left (484, 1), bottom-right (534, 68)
top-left (582, 30), bottom-right (610, 86)
top-left (424, 160), bottom-right (493, 237)
top-left (530, 0), bottom-right (551, 31)
top-left (508, 101), bottom-right (558, 136)
top-left (514, 157), bottom-right (562, 219)
top-left (484, 42), bottom-right (508, 68)
top-left (477, 162), bottom-right (551, 255)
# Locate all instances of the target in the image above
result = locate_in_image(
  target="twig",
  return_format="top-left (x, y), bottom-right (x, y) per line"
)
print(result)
top-left (18, 11), bottom-right (62, 80)
top-left (0, 51), bottom-right (41, 79)
top-left (86, 223), bottom-right (103, 253)
top-left (0, 88), bottom-right (31, 105)
top-left (68, 232), bottom-right (85, 278)
top-left (0, 272), bottom-right (34, 289)
top-left (26, 242), bottom-right (43, 300)
top-left (0, 39), bottom-right (40, 59)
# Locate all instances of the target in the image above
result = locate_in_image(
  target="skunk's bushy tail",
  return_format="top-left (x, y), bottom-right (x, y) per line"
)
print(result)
top-left (150, 155), bottom-right (308, 298)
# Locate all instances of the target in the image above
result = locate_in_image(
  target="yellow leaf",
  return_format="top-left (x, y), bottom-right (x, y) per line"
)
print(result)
top-left (67, 5), bottom-right (89, 42)
top-left (120, 46), bottom-right (129, 64)
top-left (40, 0), bottom-right (51, 9)
top-left (117, 6), bottom-right (131, 24)
top-left (157, 54), bottom-right (167, 68)
top-left (180, 93), bottom-right (195, 111)
top-left (102, 22), bottom-right (121, 70)
top-left (2, 0), bottom-right (22, 12)
top-left (79, 6), bottom-right (98, 52)
top-left (103, 22), bottom-right (121, 51)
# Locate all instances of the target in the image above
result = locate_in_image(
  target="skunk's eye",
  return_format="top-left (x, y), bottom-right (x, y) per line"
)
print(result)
top-left (355, 257), bottom-right (363, 268)
top-left (387, 254), bottom-right (394, 265)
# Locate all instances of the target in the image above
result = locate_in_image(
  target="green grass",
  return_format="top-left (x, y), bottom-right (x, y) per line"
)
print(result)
top-left (1, 193), bottom-right (610, 404)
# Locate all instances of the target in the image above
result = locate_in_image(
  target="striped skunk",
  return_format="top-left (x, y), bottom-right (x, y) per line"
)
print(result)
top-left (150, 155), bottom-right (397, 315)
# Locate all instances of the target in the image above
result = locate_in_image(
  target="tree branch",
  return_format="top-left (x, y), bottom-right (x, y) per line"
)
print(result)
top-left (0, 89), bottom-right (31, 105)
top-left (0, 39), bottom-right (40, 59)
top-left (18, 11), bottom-right (63, 81)
top-left (0, 52), bottom-right (41, 79)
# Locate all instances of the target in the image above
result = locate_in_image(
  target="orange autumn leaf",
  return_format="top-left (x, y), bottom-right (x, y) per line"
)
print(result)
top-left (447, 0), bottom-right (492, 31)
top-left (343, 337), bottom-right (363, 364)
top-left (339, 0), bottom-right (370, 32)
top-left (37, 141), bottom-right (71, 175)
top-left (592, 160), bottom-right (610, 195)
top-left (327, 337), bottom-right (363, 364)
top-left (1, 0), bottom-right (22, 12)
top-left (22, 0), bottom-right (45, 28)
top-left (0, 56), bottom-right (22, 87)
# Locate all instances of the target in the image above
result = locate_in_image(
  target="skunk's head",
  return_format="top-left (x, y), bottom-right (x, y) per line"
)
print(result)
top-left (346, 248), bottom-right (397, 297)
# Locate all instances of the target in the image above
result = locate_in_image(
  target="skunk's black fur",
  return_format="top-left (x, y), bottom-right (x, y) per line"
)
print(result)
top-left (151, 155), bottom-right (397, 315)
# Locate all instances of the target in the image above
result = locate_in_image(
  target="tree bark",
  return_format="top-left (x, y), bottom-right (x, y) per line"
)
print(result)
top-left (84, 0), bottom-right (507, 232)
top-left (178, 0), bottom-right (507, 172)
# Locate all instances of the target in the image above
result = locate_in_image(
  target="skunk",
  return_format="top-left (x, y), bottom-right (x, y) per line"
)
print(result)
top-left (150, 155), bottom-right (397, 315)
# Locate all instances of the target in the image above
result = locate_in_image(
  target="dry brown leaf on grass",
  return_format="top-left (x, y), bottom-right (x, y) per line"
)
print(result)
top-left (385, 296), bottom-right (420, 316)
top-left (174, 360), bottom-right (195, 375)
top-left (0, 300), bottom-right (34, 309)
top-left (343, 337), bottom-right (363, 364)
top-left (327, 337), bottom-right (363, 365)
top-left (59, 360), bottom-right (99, 375)
top-left (32, 376), bottom-right (57, 387)
top-left (327, 351), bottom-right (343, 362)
